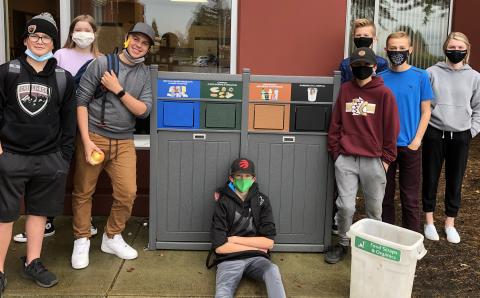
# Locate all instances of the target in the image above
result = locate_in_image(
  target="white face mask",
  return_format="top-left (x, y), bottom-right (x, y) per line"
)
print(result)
top-left (72, 31), bottom-right (95, 49)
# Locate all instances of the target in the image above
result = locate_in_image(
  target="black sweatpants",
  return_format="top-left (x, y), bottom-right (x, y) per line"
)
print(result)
top-left (422, 125), bottom-right (471, 217)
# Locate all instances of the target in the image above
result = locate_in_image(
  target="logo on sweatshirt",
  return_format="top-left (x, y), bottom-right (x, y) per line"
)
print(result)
top-left (346, 97), bottom-right (376, 116)
top-left (16, 83), bottom-right (51, 116)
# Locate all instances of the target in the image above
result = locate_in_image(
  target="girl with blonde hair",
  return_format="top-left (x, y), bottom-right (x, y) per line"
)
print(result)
top-left (423, 32), bottom-right (480, 243)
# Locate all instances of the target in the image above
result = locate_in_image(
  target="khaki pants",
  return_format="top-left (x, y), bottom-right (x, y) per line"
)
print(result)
top-left (72, 133), bottom-right (137, 239)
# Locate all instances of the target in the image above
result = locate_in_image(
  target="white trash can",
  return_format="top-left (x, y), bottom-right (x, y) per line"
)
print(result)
top-left (346, 218), bottom-right (427, 298)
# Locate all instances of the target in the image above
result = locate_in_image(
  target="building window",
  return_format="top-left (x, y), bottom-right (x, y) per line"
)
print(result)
top-left (5, 0), bottom-right (60, 60)
top-left (73, 0), bottom-right (232, 73)
top-left (346, 0), bottom-right (452, 69)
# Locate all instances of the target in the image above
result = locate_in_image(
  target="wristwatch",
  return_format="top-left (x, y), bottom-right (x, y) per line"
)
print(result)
top-left (115, 89), bottom-right (126, 99)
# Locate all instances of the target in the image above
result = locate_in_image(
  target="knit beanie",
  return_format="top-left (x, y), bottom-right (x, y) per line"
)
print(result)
top-left (23, 12), bottom-right (59, 49)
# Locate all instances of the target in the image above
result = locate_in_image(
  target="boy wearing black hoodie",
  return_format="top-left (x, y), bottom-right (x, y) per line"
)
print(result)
top-left (0, 12), bottom-right (76, 291)
top-left (326, 47), bottom-right (400, 264)
top-left (210, 158), bottom-right (286, 298)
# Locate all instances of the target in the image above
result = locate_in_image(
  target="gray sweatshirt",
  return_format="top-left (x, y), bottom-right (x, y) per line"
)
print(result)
top-left (427, 62), bottom-right (480, 137)
top-left (76, 55), bottom-right (152, 139)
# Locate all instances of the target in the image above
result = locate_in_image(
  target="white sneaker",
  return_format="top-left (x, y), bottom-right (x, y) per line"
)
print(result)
top-left (445, 226), bottom-right (460, 244)
top-left (424, 224), bottom-right (439, 241)
top-left (13, 233), bottom-right (27, 243)
top-left (71, 237), bottom-right (90, 269)
top-left (101, 233), bottom-right (138, 260)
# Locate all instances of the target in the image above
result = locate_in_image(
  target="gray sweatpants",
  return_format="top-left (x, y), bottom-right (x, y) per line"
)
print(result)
top-left (215, 256), bottom-right (286, 298)
top-left (334, 155), bottom-right (387, 245)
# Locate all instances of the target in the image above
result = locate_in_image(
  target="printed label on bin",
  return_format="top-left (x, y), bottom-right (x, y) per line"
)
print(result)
top-left (355, 236), bottom-right (401, 262)
top-left (158, 80), bottom-right (200, 99)
top-left (249, 83), bottom-right (291, 101)
top-left (200, 81), bottom-right (242, 99)
top-left (291, 83), bottom-right (333, 102)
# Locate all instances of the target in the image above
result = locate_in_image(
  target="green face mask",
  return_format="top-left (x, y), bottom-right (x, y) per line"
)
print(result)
top-left (233, 178), bottom-right (254, 193)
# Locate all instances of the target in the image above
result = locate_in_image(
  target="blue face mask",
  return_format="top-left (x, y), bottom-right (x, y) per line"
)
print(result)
top-left (25, 48), bottom-right (53, 62)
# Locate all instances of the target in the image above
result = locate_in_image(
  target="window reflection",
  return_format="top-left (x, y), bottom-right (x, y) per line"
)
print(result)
top-left (347, 0), bottom-right (451, 69)
top-left (6, 0), bottom-right (60, 60)
top-left (74, 0), bottom-right (231, 73)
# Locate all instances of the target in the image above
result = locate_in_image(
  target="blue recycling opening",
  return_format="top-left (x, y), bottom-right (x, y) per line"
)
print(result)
top-left (157, 100), bottom-right (200, 129)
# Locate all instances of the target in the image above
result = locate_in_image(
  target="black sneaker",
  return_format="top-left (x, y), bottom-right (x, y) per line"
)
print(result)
top-left (44, 218), bottom-right (55, 237)
top-left (331, 224), bottom-right (339, 235)
top-left (21, 257), bottom-right (58, 288)
top-left (0, 271), bottom-right (6, 297)
top-left (324, 244), bottom-right (348, 264)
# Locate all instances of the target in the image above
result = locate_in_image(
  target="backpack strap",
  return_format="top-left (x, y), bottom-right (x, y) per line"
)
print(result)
top-left (55, 67), bottom-right (66, 103)
top-left (8, 59), bottom-right (21, 74)
top-left (99, 53), bottom-right (120, 127)
top-left (9, 59), bottom-right (66, 104)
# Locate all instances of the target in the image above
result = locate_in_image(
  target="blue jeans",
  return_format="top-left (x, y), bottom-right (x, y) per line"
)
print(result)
top-left (215, 256), bottom-right (286, 298)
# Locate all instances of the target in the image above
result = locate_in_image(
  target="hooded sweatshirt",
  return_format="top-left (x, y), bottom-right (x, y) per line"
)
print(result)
top-left (76, 55), bottom-right (153, 140)
top-left (328, 76), bottom-right (400, 164)
top-left (210, 182), bottom-right (276, 264)
top-left (427, 62), bottom-right (480, 137)
top-left (0, 56), bottom-right (76, 161)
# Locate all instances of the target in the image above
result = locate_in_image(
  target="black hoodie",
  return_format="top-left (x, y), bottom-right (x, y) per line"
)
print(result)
top-left (0, 56), bottom-right (76, 161)
top-left (210, 181), bottom-right (276, 264)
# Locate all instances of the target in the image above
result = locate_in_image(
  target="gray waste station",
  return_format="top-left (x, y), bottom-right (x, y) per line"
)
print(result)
top-left (149, 68), bottom-right (340, 252)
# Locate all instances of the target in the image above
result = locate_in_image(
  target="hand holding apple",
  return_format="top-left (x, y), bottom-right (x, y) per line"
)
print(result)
top-left (90, 150), bottom-right (105, 165)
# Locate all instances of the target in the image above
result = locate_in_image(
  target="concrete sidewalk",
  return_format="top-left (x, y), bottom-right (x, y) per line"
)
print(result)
top-left (3, 216), bottom-right (350, 297)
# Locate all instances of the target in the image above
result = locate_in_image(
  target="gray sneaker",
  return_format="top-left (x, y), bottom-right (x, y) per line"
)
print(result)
top-left (21, 257), bottom-right (58, 288)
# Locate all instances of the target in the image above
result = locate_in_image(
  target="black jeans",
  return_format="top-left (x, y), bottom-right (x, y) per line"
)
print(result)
top-left (422, 125), bottom-right (471, 217)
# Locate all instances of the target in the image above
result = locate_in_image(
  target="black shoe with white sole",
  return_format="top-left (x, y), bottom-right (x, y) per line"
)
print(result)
top-left (21, 257), bottom-right (58, 288)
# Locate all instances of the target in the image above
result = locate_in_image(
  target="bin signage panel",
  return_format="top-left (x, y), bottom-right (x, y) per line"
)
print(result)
top-left (355, 236), bottom-right (401, 262)
top-left (158, 79), bottom-right (201, 99)
top-left (200, 81), bottom-right (242, 99)
top-left (249, 83), bottom-right (291, 101)
top-left (291, 83), bottom-right (333, 102)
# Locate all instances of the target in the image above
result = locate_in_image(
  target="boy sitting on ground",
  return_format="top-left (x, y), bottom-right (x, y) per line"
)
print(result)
top-left (209, 158), bottom-right (286, 298)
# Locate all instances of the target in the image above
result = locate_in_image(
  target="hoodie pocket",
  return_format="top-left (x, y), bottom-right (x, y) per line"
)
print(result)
top-left (0, 122), bottom-right (54, 149)
top-left (431, 104), bottom-right (471, 130)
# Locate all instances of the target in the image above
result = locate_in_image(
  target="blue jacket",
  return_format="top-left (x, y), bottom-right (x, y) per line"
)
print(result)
top-left (339, 55), bottom-right (389, 83)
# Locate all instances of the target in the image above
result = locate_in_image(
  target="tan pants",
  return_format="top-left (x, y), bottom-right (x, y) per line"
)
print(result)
top-left (72, 132), bottom-right (137, 239)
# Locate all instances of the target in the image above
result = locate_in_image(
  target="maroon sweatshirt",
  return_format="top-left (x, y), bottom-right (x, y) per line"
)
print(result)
top-left (328, 76), bottom-right (400, 164)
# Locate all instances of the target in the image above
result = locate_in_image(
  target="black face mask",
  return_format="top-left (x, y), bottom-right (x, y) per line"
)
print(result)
top-left (351, 65), bottom-right (374, 80)
top-left (445, 50), bottom-right (467, 64)
top-left (354, 37), bottom-right (373, 48)
top-left (387, 50), bottom-right (409, 66)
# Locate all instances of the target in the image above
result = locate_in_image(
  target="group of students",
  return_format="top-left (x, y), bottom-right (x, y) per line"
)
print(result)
top-left (0, 12), bottom-right (478, 298)
top-left (0, 12), bottom-right (154, 293)
top-left (326, 19), bottom-right (480, 264)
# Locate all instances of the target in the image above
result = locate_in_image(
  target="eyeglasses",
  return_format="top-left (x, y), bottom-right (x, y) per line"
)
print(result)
top-left (28, 34), bottom-right (52, 44)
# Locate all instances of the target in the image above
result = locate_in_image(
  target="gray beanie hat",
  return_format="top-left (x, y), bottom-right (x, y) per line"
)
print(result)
top-left (24, 12), bottom-right (59, 49)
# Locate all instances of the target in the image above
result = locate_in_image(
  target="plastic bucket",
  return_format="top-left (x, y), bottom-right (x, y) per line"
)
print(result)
top-left (346, 218), bottom-right (427, 298)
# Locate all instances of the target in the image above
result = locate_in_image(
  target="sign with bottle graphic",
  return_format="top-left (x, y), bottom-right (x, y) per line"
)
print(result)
top-left (158, 80), bottom-right (201, 99)
top-left (291, 83), bottom-right (334, 102)
top-left (200, 81), bottom-right (242, 100)
top-left (249, 83), bottom-right (291, 101)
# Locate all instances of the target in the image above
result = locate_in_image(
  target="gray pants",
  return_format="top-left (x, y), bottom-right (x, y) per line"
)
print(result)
top-left (215, 257), bottom-right (286, 298)
top-left (335, 155), bottom-right (386, 245)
